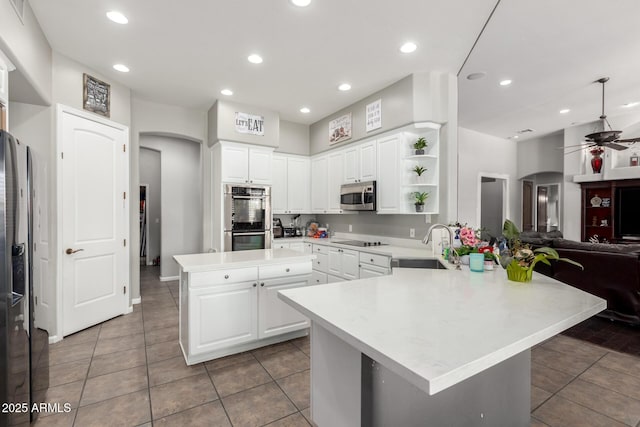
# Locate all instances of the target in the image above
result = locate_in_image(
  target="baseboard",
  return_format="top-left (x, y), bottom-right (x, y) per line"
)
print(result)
top-left (159, 275), bottom-right (179, 282)
top-left (48, 335), bottom-right (62, 344)
top-left (132, 297), bottom-right (141, 304)
top-left (147, 262), bottom-right (154, 266)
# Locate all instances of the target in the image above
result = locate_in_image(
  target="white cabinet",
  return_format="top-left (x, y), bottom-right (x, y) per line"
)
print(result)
top-left (273, 154), bottom-right (310, 214)
top-left (258, 276), bottom-right (310, 339)
top-left (328, 247), bottom-right (359, 280)
top-left (344, 140), bottom-right (376, 183)
top-left (189, 281), bottom-right (258, 355)
top-left (0, 50), bottom-right (10, 107)
top-left (312, 244), bottom-right (329, 273)
top-left (311, 270), bottom-right (328, 285)
top-left (220, 142), bottom-right (273, 184)
top-left (311, 155), bottom-right (328, 213)
top-left (327, 150), bottom-right (345, 212)
top-left (358, 251), bottom-right (391, 278)
top-left (273, 241), bottom-right (289, 249)
top-left (376, 134), bottom-right (402, 214)
top-left (289, 242), bottom-right (304, 252)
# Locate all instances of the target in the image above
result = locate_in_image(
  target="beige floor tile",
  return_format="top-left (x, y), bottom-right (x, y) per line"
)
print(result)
top-left (144, 325), bottom-right (179, 346)
top-left (209, 359), bottom-right (272, 397)
top-left (222, 382), bottom-right (297, 427)
top-left (142, 306), bottom-right (178, 320)
top-left (98, 317), bottom-right (144, 340)
top-left (529, 417), bottom-right (550, 427)
top-left (88, 347), bottom-right (147, 378)
top-left (580, 364), bottom-right (640, 401)
top-left (148, 355), bottom-right (206, 387)
top-left (531, 361), bottom-right (575, 393)
top-left (36, 380), bottom-right (84, 416)
top-left (531, 385), bottom-right (552, 411)
top-left (51, 326), bottom-right (100, 349)
top-left (80, 366), bottom-right (148, 407)
top-left (49, 341), bottom-right (96, 366)
top-left (252, 342), bottom-right (297, 360)
top-left (533, 395), bottom-right (626, 427)
top-left (32, 409), bottom-right (76, 426)
top-left (48, 358), bottom-right (90, 387)
top-left (532, 346), bottom-right (596, 376)
top-left (277, 370), bottom-right (310, 410)
top-left (559, 378), bottom-right (640, 426)
top-left (541, 335), bottom-right (608, 361)
top-left (143, 315), bottom-right (179, 331)
top-left (204, 351), bottom-right (256, 371)
top-left (596, 351), bottom-right (640, 379)
top-left (154, 401), bottom-right (231, 427)
top-left (146, 340), bottom-right (182, 364)
top-left (150, 373), bottom-right (218, 419)
top-left (301, 407), bottom-right (312, 425)
top-left (74, 390), bottom-right (151, 427)
top-left (142, 298), bottom-right (176, 310)
top-left (291, 336), bottom-right (310, 356)
top-left (93, 332), bottom-right (145, 356)
top-left (265, 412), bottom-right (311, 426)
top-left (259, 347), bottom-right (310, 379)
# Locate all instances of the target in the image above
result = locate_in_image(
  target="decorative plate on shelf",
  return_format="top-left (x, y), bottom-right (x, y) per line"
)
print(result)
top-left (590, 194), bottom-right (602, 207)
top-left (601, 197), bottom-right (611, 207)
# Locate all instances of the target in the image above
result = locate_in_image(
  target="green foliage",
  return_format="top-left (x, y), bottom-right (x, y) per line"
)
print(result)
top-left (412, 165), bottom-right (427, 176)
top-left (413, 137), bottom-right (427, 150)
top-left (413, 191), bottom-right (429, 205)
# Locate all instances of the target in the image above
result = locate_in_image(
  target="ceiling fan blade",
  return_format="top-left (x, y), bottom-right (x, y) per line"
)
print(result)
top-left (562, 142), bottom-right (593, 149)
top-left (616, 137), bottom-right (640, 144)
top-left (604, 142), bottom-right (629, 151)
top-left (565, 145), bottom-right (594, 155)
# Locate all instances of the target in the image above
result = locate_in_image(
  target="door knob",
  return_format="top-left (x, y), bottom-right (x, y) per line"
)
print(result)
top-left (66, 248), bottom-right (84, 255)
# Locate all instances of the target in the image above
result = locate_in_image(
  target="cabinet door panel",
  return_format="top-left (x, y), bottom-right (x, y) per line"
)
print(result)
top-left (259, 277), bottom-right (310, 339)
top-left (311, 156), bottom-right (328, 213)
top-left (272, 156), bottom-right (288, 213)
top-left (311, 270), bottom-right (328, 285)
top-left (287, 157), bottom-right (310, 212)
top-left (328, 247), bottom-right (342, 276)
top-left (341, 249), bottom-right (360, 280)
top-left (221, 145), bottom-right (249, 183)
top-left (189, 282), bottom-right (257, 355)
top-left (359, 141), bottom-right (377, 181)
top-left (376, 135), bottom-right (401, 213)
top-left (343, 146), bottom-right (358, 183)
top-left (249, 148), bottom-right (273, 184)
top-left (328, 151), bottom-right (344, 212)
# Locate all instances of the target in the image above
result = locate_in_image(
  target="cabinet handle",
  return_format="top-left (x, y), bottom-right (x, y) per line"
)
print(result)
top-left (370, 258), bottom-right (374, 262)
top-left (224, 274), bottom-right (229, 279)
top-left (317, 261), bottom-right (320, 264)
top-left (253, 283), bottom-right (257, 287)
top-left (261, 282), bottom-right (265, 287)
top-left (286, 268), bottom-right (290, 272)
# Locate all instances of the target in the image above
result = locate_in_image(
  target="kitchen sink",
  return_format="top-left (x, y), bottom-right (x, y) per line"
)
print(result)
top-left (390, 258), bottom-right (447, 269)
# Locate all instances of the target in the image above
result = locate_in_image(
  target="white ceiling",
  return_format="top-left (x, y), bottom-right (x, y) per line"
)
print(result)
top-left (27, 0), bottom-right (640, 138)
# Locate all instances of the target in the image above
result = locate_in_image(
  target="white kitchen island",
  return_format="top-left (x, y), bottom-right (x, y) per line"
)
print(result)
top-left (174, 249), bottom-right (314, 365)
top-left (279, 267), bottom-right (606, 427)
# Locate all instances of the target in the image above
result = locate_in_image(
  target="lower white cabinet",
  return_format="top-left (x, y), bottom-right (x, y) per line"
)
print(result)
top-left (259, 276), bottom-right (310, 338)
top-left (289, 242), bottom-right (304, 252)
top-left (359, 264), bottom-right (389, 278)
top-left (311, 270), bottom-right (328, 285)
top-left (273, 241), bottom-right (290, 249)
top-left (328, 247), bottom-right (359, 280)
top-left (189, 281), bottom-right (258, 355)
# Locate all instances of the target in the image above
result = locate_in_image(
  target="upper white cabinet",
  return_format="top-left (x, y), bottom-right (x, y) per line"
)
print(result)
top-left (311, 155), bottom-right (329, 213)
top-left (376, 134), bottom-right (403, 214)
top-left (0, 51), bottom-right (9, 106)
top-left (344, 140), bottom-right (377, 183)
top-left (220, 142), bottom-right (273, 185)
top-left (272, 154), bottom-right (310, 214)
top-left (327, 150), bottom-right (345, 213)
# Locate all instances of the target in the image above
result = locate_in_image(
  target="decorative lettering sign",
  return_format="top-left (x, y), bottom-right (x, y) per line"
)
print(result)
top-left (329, 113), bottom-right (352, 145)
top-left (365, 99), bottom-right (382, 132)
top-left (235, 112), bottom-right (265, 136)
top-left (83, 73), bottom-right (110, 117)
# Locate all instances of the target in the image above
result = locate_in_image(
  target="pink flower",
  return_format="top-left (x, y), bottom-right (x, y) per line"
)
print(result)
top-left (459, 227), bottom-right (478, 246)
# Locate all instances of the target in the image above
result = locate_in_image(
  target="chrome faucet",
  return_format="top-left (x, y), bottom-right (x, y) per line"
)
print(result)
top-left (422, 224), bottom-right (461, 269)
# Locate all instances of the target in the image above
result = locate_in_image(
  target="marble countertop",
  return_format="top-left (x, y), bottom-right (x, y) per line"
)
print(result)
top-left (174, 249), bottom-right (315, 272)
top-left (279, 267), bottom-right (606, 396)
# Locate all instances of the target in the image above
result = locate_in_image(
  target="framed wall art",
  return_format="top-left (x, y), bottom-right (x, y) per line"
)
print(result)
top-left (329, 113), bottom-right (352, 145)
top-left (83, 73), bottom-right (111, 117)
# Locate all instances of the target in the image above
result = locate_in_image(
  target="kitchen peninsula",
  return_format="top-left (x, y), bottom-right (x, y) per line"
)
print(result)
top-left (279, 267), bottom-right (606, 427)
top-left (174, 248), bottom-right (315, 365)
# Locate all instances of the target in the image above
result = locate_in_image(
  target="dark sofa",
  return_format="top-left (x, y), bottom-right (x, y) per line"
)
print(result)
top-left (520, 231), bottom-right (640, 325)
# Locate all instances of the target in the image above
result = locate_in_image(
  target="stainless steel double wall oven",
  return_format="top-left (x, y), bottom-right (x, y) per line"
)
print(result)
top-left (224, 184), bottom-right (272, 251)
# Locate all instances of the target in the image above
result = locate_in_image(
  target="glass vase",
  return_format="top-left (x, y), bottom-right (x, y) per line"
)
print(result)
top-left (591, 152), bottom-right (603, 173)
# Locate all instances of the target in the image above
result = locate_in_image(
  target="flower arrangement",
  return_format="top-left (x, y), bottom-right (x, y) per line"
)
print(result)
top-left (590, 147), bottom-right (604, 156)
top-left (500, 219), bottom-right (583, 282)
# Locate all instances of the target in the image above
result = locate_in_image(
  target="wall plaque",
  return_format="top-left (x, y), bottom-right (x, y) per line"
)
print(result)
top-left (329, 113), bottom-right (352, 145)
top-left (83, 73), bottom-right (110, 117)
top-left (365, 99), bottom-right (382, 132)
top-left (235, 112), bottom-right (265, 135)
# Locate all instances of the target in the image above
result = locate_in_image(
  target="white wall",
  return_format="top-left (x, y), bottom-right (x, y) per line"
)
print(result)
top-left (209, 100), bottom-right (280, 147)
top-left (140, 135), bottom-right (202, 279)
top-left (278, 120), bottom-right (309, 155)
top-left (140, 148), bottom-right (161, 263)
top-left (517, 131), bottom-right (563, 178)
top-left (458, 127), bottom-right (519, 228)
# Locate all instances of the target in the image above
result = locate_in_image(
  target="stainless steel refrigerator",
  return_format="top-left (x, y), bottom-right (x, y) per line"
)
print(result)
top-left (1, 130), bottom-right (49, 426)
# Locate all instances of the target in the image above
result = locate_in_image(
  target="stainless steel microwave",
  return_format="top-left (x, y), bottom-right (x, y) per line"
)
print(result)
top-left (340, 181), bottom-right (376, 211)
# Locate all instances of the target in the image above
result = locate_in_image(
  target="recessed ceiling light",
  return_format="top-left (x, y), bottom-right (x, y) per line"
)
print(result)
top-left (499, 79), bottom-right (512, 86)
top-left (247, 54), bottom-right (263, 64)
top-left (290, 0), bottom-right (311, 6)
top-left (300, 107), bottom-right (310, 114)
top-left (106, 11), bottom-right (128, 24)
top-left (338, 83), bottom-right (351, 91)
top-left (113, 64), bottom-right (129, 72)
top-left (559, 109), bottom-right (570, 114)
top-left (221, 89), bottom-right (233, 96)
top-left (466, 72), bottom-right (486, 80)
top-left (511, 135), bottom-right (519, 139)
top-left (399, 42), bottom-right (417, 53)
top-left (622, 102), bottom-right (639, 108)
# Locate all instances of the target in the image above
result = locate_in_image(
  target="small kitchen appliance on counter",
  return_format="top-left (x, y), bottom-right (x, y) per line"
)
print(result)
top-left (273, 217), bottom-right (284, 238)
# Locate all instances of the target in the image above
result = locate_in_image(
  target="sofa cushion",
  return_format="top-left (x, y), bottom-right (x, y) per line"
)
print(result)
top-left (552, 238), bottom-right (640, 254)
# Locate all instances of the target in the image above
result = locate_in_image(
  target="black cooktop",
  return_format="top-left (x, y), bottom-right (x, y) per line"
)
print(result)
top-left (336, 240), bottom-right (388, 247)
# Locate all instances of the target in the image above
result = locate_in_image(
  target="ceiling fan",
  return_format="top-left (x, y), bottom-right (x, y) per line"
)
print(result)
top-left (565, 77), bottom-right (640, 154)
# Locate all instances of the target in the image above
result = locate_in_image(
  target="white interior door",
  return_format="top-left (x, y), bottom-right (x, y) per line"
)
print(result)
top-left (59, 106), bottom-right (129, 336)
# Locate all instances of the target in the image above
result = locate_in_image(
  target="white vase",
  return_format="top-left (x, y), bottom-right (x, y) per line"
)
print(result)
top-left (460, 255), bottom-right (470, 265)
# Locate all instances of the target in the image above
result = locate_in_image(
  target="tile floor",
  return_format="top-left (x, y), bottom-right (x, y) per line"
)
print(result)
top-left (33, 266), bottom-right (640, 427)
